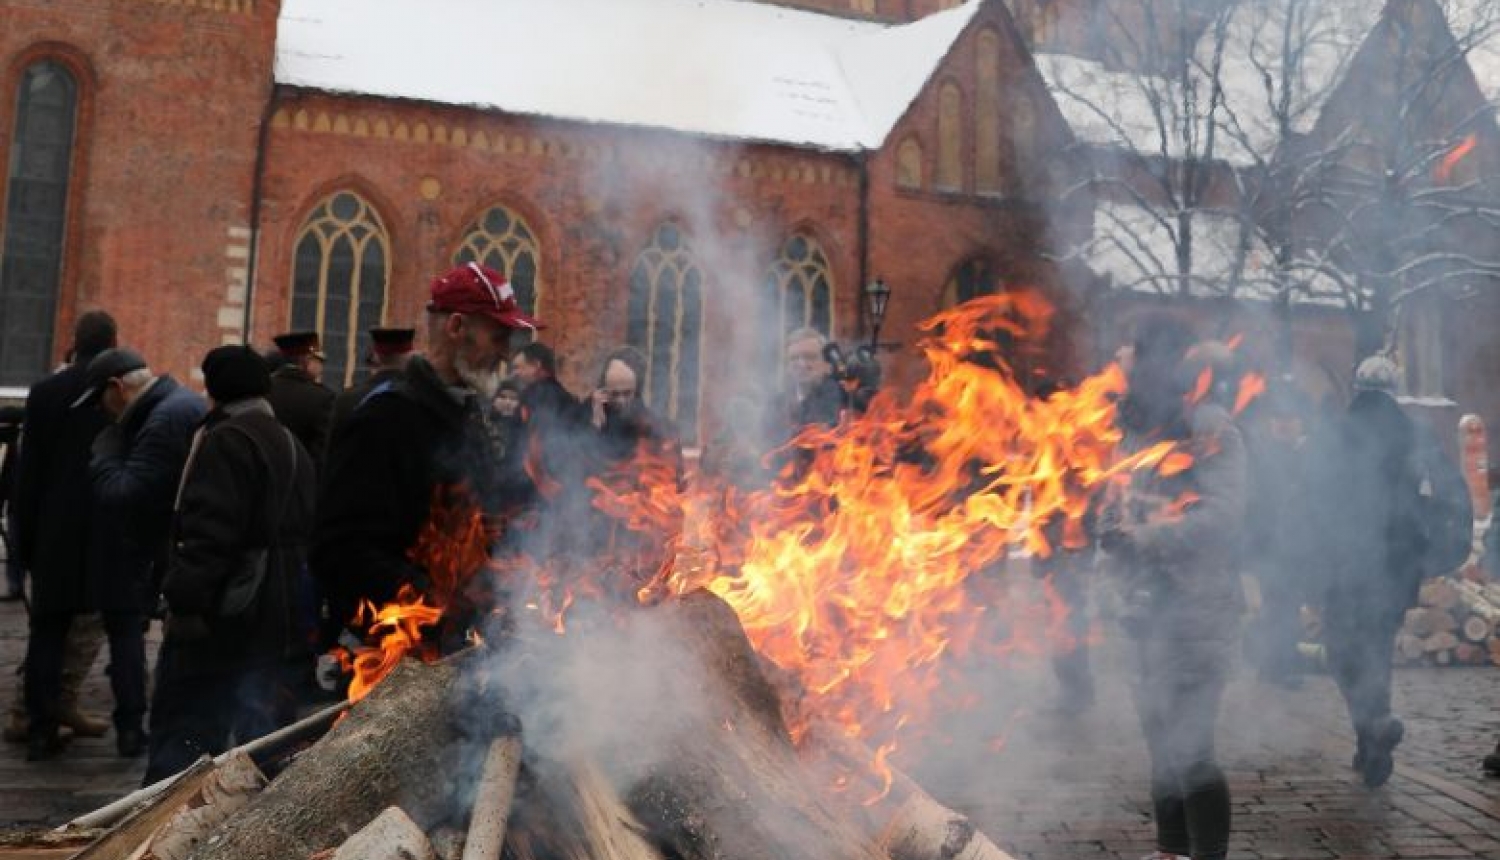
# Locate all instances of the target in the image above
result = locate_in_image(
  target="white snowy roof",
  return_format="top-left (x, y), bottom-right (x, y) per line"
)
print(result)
top-left (1441, 0), bottom-right (1500, 105)
top-left (274, 0), bottom-right (980, 152)
top-left (1078, 201), bottom-right (1349, 305)
top-left (1035, 0), bottom-right (1383, 165)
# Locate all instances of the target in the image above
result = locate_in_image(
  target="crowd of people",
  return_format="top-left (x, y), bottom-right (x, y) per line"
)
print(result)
top-left (0, 262), bottom-right (875, 786)
top-left (0, 263), bottom-right (1493, 859)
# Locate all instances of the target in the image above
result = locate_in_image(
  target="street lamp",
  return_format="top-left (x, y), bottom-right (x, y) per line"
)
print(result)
top-left (864, 278), bottom-right (891, 351)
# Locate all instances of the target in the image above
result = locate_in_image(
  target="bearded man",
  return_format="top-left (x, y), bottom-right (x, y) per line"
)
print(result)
top-left (311, 264), bottom-right (542, 640)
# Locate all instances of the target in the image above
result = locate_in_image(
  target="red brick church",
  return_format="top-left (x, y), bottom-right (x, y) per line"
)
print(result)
top-left (4, 0), bottom-right (1498, 447)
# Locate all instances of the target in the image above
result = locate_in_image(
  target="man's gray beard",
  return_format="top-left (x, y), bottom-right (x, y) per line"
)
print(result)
top-left (455, 353), bottom-right (501, 399)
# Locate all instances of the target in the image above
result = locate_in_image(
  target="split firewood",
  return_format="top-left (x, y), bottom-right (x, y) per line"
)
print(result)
top-left (1422, 631), bottom-right (1459, 654)
top-left (187, 654), bottom-right (474, 860)
top-left (131, 753), bottom-right (267, 860)
top-left (615, 590), bottom-right (886, 860)
top-left (71, 759), bottom-right (219, 860)
top-left (801, 724), bottom-right (1017, 860)
top-left (1435, 648), bottom-right (1455, 666)
top-left (1395, 633), bottom-right (1426, 665)
top-left (1419, 578), bottom-right (1460, 611)
top-left (506, 758), bottom-right (662, 860)
top-left (1405, 607), bottom-right (1457, 638)
top-left (460, 736), bottom-right (523, 860)
top-left (1488, 636), bottom-right (1500, 664)
top-left (1454, 643), bottom-right (1487, 665)
top-left (66, 700), bottom-right (348, 833)
top-left (330, 807), bottom-right (437, 860)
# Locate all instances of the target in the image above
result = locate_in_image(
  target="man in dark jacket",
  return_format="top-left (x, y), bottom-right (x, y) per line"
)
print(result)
top-left (83, 349), bottom-right (206, 755)
top-left (267, 330), bottom-right (335, 473)
top-left (326, 327), bottom-right (416, 452)
top-left (1308, 356), bottom-right (1431, 788)
top-left (1102, 322), bottom-right (1246, 860)
top-left (14, 311), bottom-right (118, 760)
top-left (313, 263), bottom-right (541, 643)
top-left (145, 345), bottom-right (316, 785)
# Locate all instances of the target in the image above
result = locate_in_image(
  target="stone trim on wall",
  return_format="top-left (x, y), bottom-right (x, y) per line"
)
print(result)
top-left (139, 0), bottom-right (255, 13)
top-left (269, 106), bottom-right (860, 188)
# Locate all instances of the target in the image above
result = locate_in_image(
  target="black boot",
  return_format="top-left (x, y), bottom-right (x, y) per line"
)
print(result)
top-left (1483, 741), bottom-right (1500, 777)
top-left (1361, 716), bottom-right (1404, 788)
top-left (116, 726), bottom-right (148, 758)
top-left (25, 726), bottom-right (66, 762)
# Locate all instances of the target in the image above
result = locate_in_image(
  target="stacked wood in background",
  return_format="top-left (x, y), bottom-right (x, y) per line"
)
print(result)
top-left (1393, 577), bottom-right (1500, 666)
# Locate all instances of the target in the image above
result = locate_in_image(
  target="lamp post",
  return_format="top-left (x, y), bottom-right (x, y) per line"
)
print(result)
top-left (864, 278), bottom-right (891, 351)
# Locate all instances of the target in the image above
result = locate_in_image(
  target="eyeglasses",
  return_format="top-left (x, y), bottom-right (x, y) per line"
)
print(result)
top-left (787, 350), bottom-right (823, 365)
top-left (604, 388), bottom-right (636, 403)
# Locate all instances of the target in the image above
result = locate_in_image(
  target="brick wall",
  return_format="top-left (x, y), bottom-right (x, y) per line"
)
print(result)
top-left (0, 0), bottom-right (280, 384)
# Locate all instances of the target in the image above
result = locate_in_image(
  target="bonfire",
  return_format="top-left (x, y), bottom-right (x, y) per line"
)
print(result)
top-left (50, 294), bottom-right (1224, 860)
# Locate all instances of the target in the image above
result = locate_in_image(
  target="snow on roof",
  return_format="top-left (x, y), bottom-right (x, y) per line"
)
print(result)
top-left (1441, 0), bottom-right (1500, 105)
top-left (274, 0), bottom-right (980, 152)
top-left (1078, 201), bottom-right (1349, 305)
top-left (1210, 0), bottom-right (1386, 158)
top-left (1035, 0), bottom-right (1384, 166)
top-left (1033, 53), bottom-right (1183, 159)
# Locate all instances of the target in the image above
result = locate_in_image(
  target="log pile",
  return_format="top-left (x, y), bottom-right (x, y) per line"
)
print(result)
top-left (1394, 576), bottom-right (1500, 666)
top-left (54, 591), bottom-right (1013, 860)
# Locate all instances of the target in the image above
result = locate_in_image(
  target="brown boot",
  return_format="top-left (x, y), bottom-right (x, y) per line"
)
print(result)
top-left (56, 705), bottom-right (109, 738)
top-left (2, 709), bottom-right (26, 744)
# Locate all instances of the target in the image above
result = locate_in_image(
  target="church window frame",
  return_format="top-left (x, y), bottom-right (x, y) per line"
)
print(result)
top-left (626, 221), bottom-right (704, 444)
top-left (288, 190), bottom-right (391, 387)
top-left (766, 232), bottom-right (835, 364)
top-left (0, 58), bottom-right (81, 387)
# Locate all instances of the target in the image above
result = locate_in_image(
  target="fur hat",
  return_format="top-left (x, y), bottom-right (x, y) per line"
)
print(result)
top-left (202, 345), bottom-right (271, 404)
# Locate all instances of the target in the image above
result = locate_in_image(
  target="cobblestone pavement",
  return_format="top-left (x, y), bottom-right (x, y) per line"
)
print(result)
top-left (3, 597), bottom-right (1499, 859)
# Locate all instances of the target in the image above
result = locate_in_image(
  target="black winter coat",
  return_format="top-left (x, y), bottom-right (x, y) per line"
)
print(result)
top-left (163, 399), bottom-right (317, 674)
top-left (12, 359), bottom-right (111, 615)
top-left (326, 368), bottom-right (403, 457)
top-left (313, 357), bottom-right (521, 630)
top-left (1310, 390), bottom-right (1428, 628)
top-left (89, 377), bottom-right (207, 613)
top-left (268, 367), bottom-right (335, 473)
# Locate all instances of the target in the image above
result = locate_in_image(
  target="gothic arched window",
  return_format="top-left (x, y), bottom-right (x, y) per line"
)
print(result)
top-left (936, 82), bottom-right (964, 191)
top-left (896, 138), bottom-right (924, 190)
top-left (626, 222), bottom-right (703, 443)
top-left (289, 191), bottom-right (390, 386)
top-left (0, 61), bottom-right (78, 386)
top-left (766, 233), bottom-right (834, 356)
top-left (976, 30), bottom-right (1003, 194)
top-left (452, 204), bottom-right (541, 350)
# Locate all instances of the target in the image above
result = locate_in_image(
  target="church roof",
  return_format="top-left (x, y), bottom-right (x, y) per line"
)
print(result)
top-left (274, 0), bottom-right (981, 152)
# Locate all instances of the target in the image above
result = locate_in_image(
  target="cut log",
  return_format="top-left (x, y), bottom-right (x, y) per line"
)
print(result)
top-left (801, 725), bottom-right (1016, 860)
top-left (613, 590), bottom-right (886, 860)
top-left (186, 655), bottom-right (473, 860)
top-left (1405, 607), bottom-right (1457, 638)
top-left (1435, 648), bottom-right (1455, 666)
top-left (70, 759), bottom-right (218, 860)
top-left (1455, 580), bottom-right (1500, 618)
top-left (330, 807), bottom-right (436, 860)
top-left (132, 753), bottom-right (266, 860)
top-left (1489, 636), bottom-right (1500, 665)
top-left (1461, 614), bottom-right (1493, 644)
top-left (1454, 643), bottom-right (1487, 665)
top-left (506, 758), bottom-right (662, 860)
top-left (1420, 578), bottom-right (1460, 611)
top-left (460, 736), bottom-right (522, 860)
top-left (1395, 633), bottom-right (1426, 665)
top-left (64, 700), bottom-right (347, 832)
top-left (1423, 631), bottom-right (1460, 653)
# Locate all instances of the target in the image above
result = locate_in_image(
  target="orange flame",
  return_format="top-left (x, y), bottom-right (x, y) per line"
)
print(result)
top-left (1436, 133), bottom-right (1478, 184)
top-left (1233, 372), bottom-right (1267, 416)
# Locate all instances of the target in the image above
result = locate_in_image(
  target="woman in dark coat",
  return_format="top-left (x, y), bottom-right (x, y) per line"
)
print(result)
top-left (145, 346), bottom-right (317, 784)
